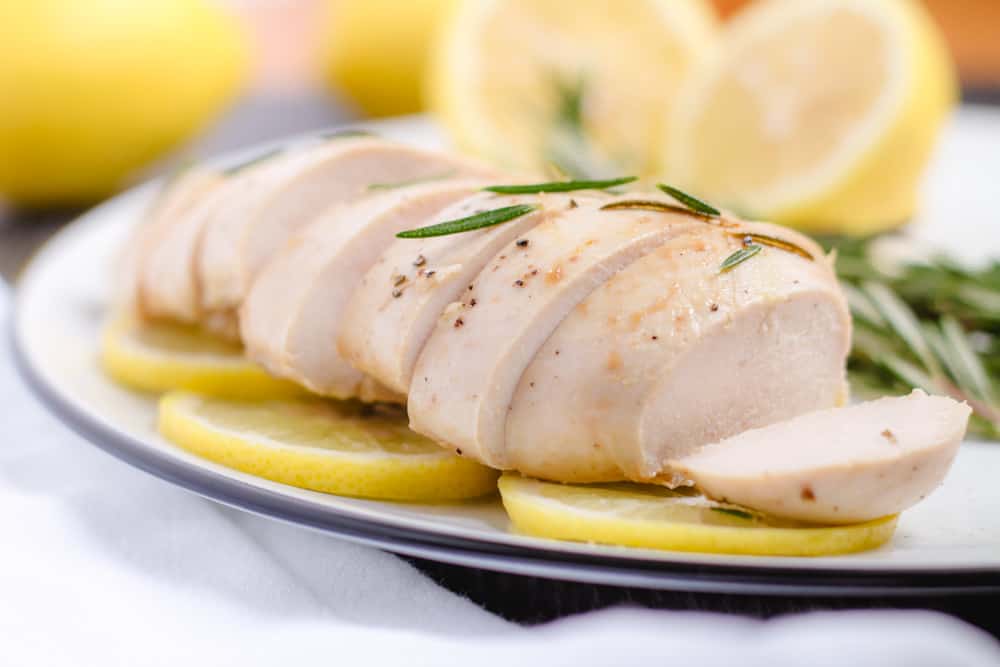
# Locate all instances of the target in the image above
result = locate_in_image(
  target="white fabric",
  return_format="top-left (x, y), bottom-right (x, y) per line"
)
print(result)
top-left (1, 282), bottom-right (997, 667)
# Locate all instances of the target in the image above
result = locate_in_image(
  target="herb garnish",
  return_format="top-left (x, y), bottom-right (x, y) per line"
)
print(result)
top-left (719, 244), bottom-right (762, 273)
top-left (368, 170), bottom-right (457, 191)
top-left (730, 232), bottom-right (814, 260)
top-left (711, 507), bottom-right (754, 520)
top-left (396, 204), bottom-right (538, 239)
top-left (599, 199), bottom-right (725, 223)
top-left (222, 148), bottom-right (284, 176)
top-left (318, 128), bottom-right (375, 140)
top-left (657, 184), bottom-right (721, 217)
top-left (832, 237), bottom-right (1000, 439)
top-left (484, 177), bottom-right (636, 194)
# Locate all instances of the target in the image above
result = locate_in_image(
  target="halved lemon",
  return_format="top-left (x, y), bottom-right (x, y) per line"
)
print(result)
top-left (159, 392), bottom-right (500, 501)
top-left (666, 0), bottom-right (956, 235)
top-left (429, 0), bottom-right (718, 175)
top-left (101, 316), bottom-right (302, 399)
top-left (499, 474), bottom-right (897, 556)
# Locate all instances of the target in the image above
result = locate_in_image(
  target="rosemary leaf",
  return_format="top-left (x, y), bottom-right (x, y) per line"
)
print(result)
top-left (719, 244), bottom-right (762, 273)
top-left (733, 232), bottom-right (814, 260)
top-left (878, 354), bottom-right (940, 394)
top-left (862, 281), bottom-right (943, 378)
top-left (367, 170), bottom-right (457, 191)
top-left (223, 148), bottom-right (283, 176)
top-left (940, 315), bottom-right (997, 407)
top-left (657, 184), bottom-right (721, 217)
top-left (319, 128), bottom-right (374, 140)
top-left (396, 204), bottom-right (537, 239)
top-left (484, 176), bottom-right (636, 194)
top-left (841, 281), bottom-right (887, 329)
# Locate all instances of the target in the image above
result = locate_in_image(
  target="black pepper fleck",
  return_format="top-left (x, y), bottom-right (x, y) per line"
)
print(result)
top-left (392, 274), bottom-right (407, 287)
top-left (514, 279), bottom-right (525, 287)
top-left (516, 239), bottom-right (529, 248)
top-left (569, 199), bottom-right (578, 209)
top-left (391, 288), bottom-right (403, 298)
top-left (651, 335), bottom-right (659, 340)
top-left (425, 270), bottom-right (436, 278)
top-left (469, 298), bottom-right (477, 307)
top-left (413, 255), bottom-right (426, 267)
top-left (710, 303), bottom-right (719, 312)
top-left (454, 317), bottom-right (464, 328)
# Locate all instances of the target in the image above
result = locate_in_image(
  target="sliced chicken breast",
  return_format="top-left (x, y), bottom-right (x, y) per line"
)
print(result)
top-left (408, 196), bottom-right (715, 468)
top-left (339, 192), bottom-right (601, 395)
top-left (671, 391), bottom-right (970, 523)
top-left (506, 220), bottom-right (849, 483)
top-left (138, 178), bottom-right (233, 323)
top-left (241, 179), bottom-right (488, 399)
top-left (118, 167), bottom-right (222, 316)
top-left (198, 137), bottom-right (495, 331)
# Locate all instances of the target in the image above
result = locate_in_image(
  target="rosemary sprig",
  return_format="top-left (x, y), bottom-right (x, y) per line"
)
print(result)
top-left (657, 184), bottom-right (721, 217)
top-left (396, 204), bottom-right (537, 239)
top-left (484, 176), bottom-right (636, 194)
top-left (829, 236), bottom-right (1000, 439)
top-left (719, 243), bottom-right (762, 272)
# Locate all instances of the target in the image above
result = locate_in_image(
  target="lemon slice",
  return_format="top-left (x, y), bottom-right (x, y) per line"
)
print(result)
top-left (429, 0), bottom-right (718, 175)
top-left (101, 317), bottom-right (302, 399)
top-left (159, 392), bottom-right (499, 501)
top-left (666, 0), bottom-right (956, 235)
top-left (499, 474), bottom-right (897, 556)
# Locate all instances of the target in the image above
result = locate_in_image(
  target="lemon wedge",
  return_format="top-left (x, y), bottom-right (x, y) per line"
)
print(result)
top-left (666, 0), bottom-right (956, 235)
top-left (101, 317), bottom-right (302, 399)
top-left (159, 392), bottom-right (500, 501)
top-left (499, 474), bottom-right (897, 556)
top-left (429, 0), bottom-right (718, 175)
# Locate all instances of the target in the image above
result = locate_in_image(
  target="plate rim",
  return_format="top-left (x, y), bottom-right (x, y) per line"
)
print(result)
top-left (11, 123), bottom-right (1000, 597)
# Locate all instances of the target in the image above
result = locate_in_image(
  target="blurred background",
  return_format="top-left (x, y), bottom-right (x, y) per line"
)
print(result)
top-left (1, 0), bottom-right (998, 215)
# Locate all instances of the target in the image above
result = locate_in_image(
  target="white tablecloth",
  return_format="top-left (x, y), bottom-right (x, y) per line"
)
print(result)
top-left (2, 283), bottom-right (998, 667)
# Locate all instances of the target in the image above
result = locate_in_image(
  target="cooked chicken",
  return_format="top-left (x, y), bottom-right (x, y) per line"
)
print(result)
top-left (118, 166), bottom-right (222, 317)
top-left (120, 137), bottom-right (971, 523)
top-left (197, 137), bottom-right (495, 335)
top-left (671, 391), bottom-right (970, 523)
top-left (339, 191), bottom-right (603, 395)
top-left (241, 179), bottom-right (490, 399)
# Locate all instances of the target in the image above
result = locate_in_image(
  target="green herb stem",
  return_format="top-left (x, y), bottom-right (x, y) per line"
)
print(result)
top-left (484, 176), bottom-right (636, 194)
top-left (396, 204), bottom-right (538, 239)
top-left (657, 184), bottom-right (721, 217)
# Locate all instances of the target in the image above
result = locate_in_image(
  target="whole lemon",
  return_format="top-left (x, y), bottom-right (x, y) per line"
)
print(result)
top-left (322, 0), bottom-right (457, 117)
top-left (0, 0), bottom-right (248, 207)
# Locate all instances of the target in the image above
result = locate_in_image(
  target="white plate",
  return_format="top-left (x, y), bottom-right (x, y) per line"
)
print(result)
top-left (12, 113), bottom-right (1000, 595)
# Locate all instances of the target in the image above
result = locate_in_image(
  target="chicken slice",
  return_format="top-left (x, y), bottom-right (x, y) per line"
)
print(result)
top-left (339, 192), bottom-right (601, 395)
top-left (506, 221), bottom-right (849, 482)
top-left (198, 137), bottom-right (495, 331)
top-left (240, 179), bottom-right (488, 399)
top-left (670, 391), bottom-right (970, 523)
top-left (408, 196), bottom-right (711, 468)
top-left (118, 167), bottom-right (222, 316)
